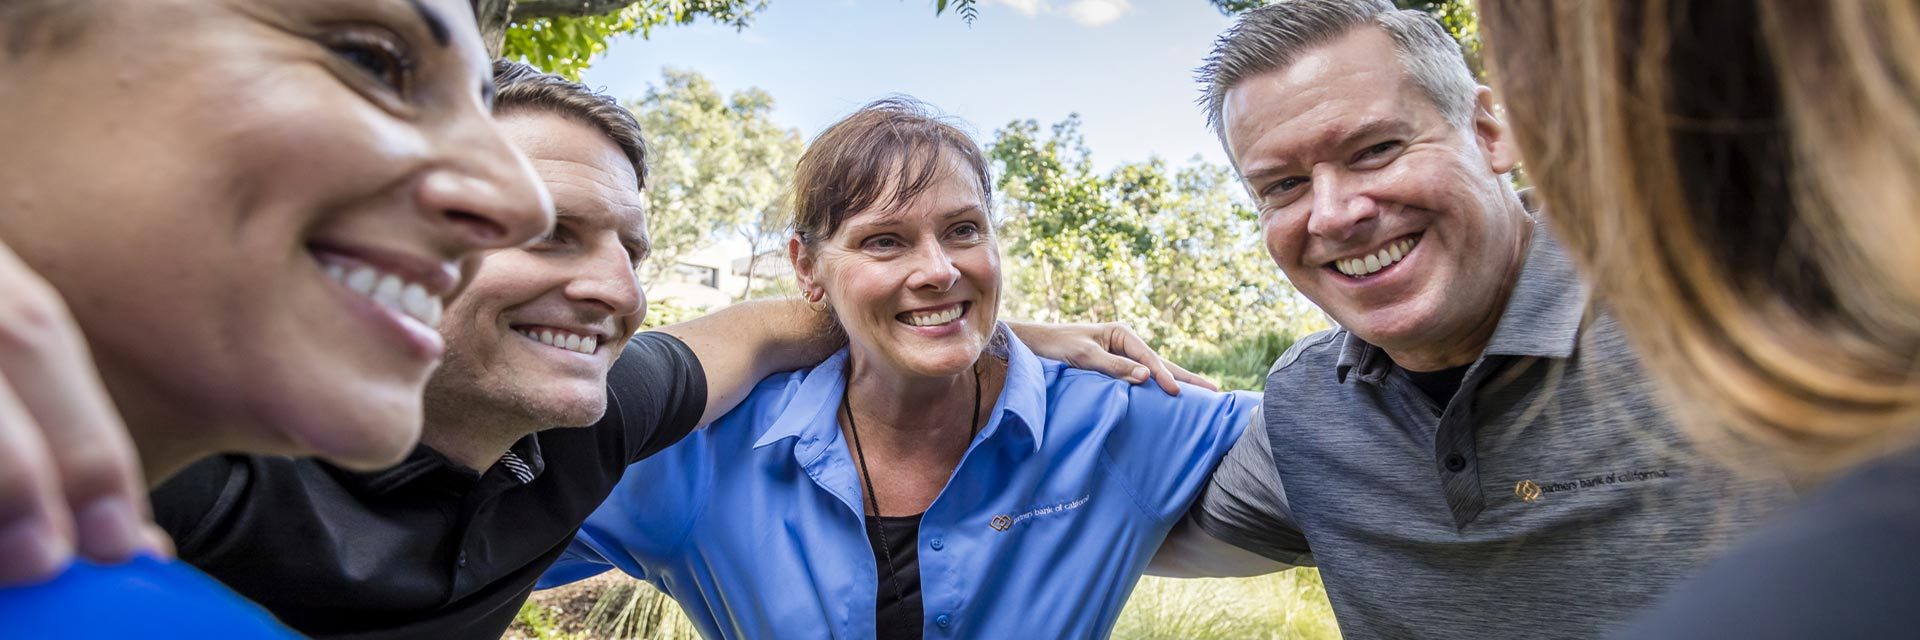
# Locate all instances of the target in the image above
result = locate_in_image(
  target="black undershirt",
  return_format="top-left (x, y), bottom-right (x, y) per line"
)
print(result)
top-left (1403, 363), bottom-right (1472, 408)
top-left (866, 513), bottom-right (924, 640)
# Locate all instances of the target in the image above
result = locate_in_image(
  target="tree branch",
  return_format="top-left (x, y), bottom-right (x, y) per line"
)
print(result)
top-left (512, 0), bottom-right (639, 20)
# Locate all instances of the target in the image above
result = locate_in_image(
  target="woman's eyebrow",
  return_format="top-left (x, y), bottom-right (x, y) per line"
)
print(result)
top-left (404, 0), bottom-right (450, 47)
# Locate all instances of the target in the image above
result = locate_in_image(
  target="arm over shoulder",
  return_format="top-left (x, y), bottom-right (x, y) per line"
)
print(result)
top-left (608, 332), bottom-right (709, 464)
top-left (1149, 415), bottom-right (1312, 576)
top-left (1098, 382), bottom-right (1258, 525)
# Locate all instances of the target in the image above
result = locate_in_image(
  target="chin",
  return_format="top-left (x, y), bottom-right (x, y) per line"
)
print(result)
top-left (899, 350), bottom-right (984, 378)
top-left (282, 392), bottom-right (425, 471)
top-left (517, 381), bottom-right (612, 428)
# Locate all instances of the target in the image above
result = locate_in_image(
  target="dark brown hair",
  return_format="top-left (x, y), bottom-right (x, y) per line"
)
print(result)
top-left (789, 97), bottom-right (991, 248)
top-left (491, 58), bottom-right (648, 189)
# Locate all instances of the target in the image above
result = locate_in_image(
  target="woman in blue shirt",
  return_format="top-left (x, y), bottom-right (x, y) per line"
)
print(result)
top-left (542, 98), bottom-right (1257, 639)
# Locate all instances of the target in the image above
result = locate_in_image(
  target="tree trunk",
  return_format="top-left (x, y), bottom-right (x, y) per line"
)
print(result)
top-left (475, 0), bottom-right (515, 57)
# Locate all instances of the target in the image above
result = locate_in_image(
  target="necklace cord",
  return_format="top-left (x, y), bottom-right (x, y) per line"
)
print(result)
top-left (843, 362), bottom-right (985, 623)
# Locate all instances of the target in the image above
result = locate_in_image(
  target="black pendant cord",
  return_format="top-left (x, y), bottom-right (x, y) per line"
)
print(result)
top-left (843, 363), bottom-right (983, 619)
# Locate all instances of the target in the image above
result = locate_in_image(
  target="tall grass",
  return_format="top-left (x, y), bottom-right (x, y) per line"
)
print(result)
top-left (1116, 573), bottom-right (1340, 640)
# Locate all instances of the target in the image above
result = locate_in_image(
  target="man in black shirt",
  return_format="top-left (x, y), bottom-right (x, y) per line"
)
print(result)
top-left (152, 61), bottom-right (1197, 639)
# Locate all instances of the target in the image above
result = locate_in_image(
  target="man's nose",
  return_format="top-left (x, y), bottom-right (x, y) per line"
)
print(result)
top-left (1304, 169), bottom-right (1380, 243)
top-left (565, 243), bottom-right (644, 318)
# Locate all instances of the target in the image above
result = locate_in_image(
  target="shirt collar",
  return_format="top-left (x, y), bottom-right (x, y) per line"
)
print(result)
top-left (753, 323), bottom-right (1049, 454)
top-left (331, 433), bottom-right (547, 496)
top-left (1335, 218), bottom-right (1590, 384)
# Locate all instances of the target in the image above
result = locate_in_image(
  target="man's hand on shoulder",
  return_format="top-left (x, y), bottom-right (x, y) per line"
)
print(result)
top-left (1008, 321), bottom-right (1217, 395)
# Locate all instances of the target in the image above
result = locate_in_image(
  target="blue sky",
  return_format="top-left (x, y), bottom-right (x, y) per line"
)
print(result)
top-left (580, 0), bottom-right (1239, 172)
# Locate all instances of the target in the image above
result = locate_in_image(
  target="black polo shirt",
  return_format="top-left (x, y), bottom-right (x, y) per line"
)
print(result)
top-left (151, 332), bottom-right (706, 639)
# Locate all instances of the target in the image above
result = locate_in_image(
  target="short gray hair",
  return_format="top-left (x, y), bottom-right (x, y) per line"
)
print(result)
top-left (1198, 0), bottom-right (1477, 142)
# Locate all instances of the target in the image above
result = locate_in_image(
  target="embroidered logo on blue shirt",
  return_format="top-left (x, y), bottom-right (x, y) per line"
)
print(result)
top-left (990, 494), bottom-right (1090, 532)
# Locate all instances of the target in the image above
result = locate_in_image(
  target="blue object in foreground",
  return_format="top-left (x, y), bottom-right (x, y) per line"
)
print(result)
top-left (0, 555), bottom-right (300, 639)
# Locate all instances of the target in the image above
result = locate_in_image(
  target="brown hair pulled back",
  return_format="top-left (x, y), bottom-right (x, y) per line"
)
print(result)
top-left (789, 97), bottom-right (991, 249)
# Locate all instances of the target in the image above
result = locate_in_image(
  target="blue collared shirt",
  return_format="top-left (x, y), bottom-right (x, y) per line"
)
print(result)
top-left (541, 328), bottom-right (1255, 639)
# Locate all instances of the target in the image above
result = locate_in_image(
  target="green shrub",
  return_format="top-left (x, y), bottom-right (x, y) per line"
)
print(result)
top-left (1171, 329), bottom-right (1298, 392)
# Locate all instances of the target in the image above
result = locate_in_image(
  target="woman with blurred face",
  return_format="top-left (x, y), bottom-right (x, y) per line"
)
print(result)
top-left (542, 99), bottom-right (1257, 639)
top-left (1480, 1), bottom-right (1920, 637)
top-left (0, 0), bottom-right (550, 633)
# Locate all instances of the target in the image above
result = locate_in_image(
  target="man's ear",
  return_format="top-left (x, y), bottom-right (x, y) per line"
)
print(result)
top-left (788, 234), bottom-right (818, 297)
top-left (1472, 86), bottom-right (1520, 175)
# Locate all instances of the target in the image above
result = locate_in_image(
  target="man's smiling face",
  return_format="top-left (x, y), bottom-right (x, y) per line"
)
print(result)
top-left (427, 110), bottom-right (650, 428)
top-left (1222, 26), bottom-right (1528, 368)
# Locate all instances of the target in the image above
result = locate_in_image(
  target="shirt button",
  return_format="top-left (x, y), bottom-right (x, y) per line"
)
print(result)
top-left (1444, 453), bottom-right (1467, 472)
top-left (929, 537), bottom-right (944, 551)
top-left (935, 614), bottom-right (952, 628)
top-left (457, 551), bottom-right (467, 568)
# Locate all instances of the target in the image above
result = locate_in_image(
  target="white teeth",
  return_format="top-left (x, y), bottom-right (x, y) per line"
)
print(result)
top-left (346, 267), bottom-right (377, 294)
top-left (323, 261), bottom-right (445, 327)
top-left (1334, 236), bottom-right (1421, 277)
top-left (517, 328), bottom-right (599, 355)
top-left (903, 305), bottom-right (965, 327)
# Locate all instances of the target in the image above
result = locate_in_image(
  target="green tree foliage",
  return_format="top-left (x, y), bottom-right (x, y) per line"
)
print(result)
top-left (990, 117), bottom-right (1325, 355)
top-left (499, 1), bottom-right (767, 80)
top-left (1392, 0), bottom-right (1480, 75)
top-left (626, 69), bottom-right (804, 293)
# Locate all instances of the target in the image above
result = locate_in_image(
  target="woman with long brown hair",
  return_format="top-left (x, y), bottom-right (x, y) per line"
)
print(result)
top-left (1479, 1), bottom-right (1920, 636)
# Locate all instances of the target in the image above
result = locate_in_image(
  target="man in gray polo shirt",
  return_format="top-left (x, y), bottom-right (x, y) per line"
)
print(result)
top-left (1150, 2), bottom-right (1792, 638)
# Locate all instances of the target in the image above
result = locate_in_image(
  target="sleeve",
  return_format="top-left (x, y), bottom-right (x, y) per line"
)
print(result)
top-left (537, 531), bottom-right (617, 589)
top-left (1099, 385), bottom-right (1256, 525)
top-left (1152, 422), bottom-right (1315, 574)
top-left (608, 332), bottom-right (709, 464)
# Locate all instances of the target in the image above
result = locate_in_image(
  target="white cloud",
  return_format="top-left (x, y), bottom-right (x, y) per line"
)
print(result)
top-left (1063, 0), bottom-right (1131, 26)
top-left (990, 0), bottom-right (1050, 17)
top-left (985, 0), bottom-right (1131, 27)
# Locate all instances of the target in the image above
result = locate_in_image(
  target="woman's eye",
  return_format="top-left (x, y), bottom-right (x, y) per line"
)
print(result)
top-left (952, 223), bottom-right (980, 238)
top-left (329, 31), bottom-right (412, 93)
top-left (863, 236), bottom-right (902, 251)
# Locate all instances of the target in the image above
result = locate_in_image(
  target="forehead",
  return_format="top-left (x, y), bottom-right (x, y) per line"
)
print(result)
top-left (1221, 26), bottom-right (1436, 166)
top-left (843, 153), bottom-right (985, 229)
top-left (498, 111), bottom-right (646, 234)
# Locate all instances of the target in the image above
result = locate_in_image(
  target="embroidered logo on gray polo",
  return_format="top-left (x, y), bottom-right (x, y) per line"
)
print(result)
top-left (989, 494), bottom-right (1089, 532)
top-left (1514, 469), bottom-right (1672, 502)
top-left (1515, 479), bottom-right (1542, 502)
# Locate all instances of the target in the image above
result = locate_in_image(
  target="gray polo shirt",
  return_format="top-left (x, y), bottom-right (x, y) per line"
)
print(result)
top-left (1184, 222), bottom-right (1793, 640)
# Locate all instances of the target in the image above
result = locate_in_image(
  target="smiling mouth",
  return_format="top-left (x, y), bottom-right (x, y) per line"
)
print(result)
top-left (1330, 234), bottom-right (1422, 278)
top-left (320, 258), bottom-right (444, 327)
top-left (898, 302), bottom-right (969, 327)
top-left (513, 326), bottom-right (601, 355)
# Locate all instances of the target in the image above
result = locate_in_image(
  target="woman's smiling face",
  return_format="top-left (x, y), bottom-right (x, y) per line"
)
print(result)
top-left (0, 0), bottom-right (554, 470)
top-left (800, 151), bottom-right (1002, 380)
